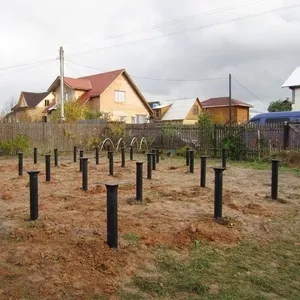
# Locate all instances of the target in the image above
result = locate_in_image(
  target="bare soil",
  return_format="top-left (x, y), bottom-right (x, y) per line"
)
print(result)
top-left (0, 153), bottom-right (299, 299)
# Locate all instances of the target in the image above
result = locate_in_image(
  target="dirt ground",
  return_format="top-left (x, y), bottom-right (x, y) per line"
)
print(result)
top-left (0, 152), bottom-right (299, 299)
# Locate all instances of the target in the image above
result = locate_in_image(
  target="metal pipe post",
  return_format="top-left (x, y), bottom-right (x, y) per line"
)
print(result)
top-left (81, 158), bottom-right (88, 191)
top-left (130, 146), bottom-right (133, 161)
top-left (136, 162), bottom-right (143, 201)
top-left (152, 152), bottom-right (156, 171)
top-left (27, 171), bottom-right (40, 221)
top-left (200, 156), bottom-right (208, 187)
top-left (222, 148), bottom-right (226, 169)
top-left (121, 147), bottom-right (125, 168)
top-left (33, 147), bottom-right (38, 164)
top-left (147, 153), bottom-right (152, 179)
top-left (45, 154), bottom-right (51, 182)
top-left (214, 167), bottom-right (225, 220)
top-left (18, 152), bottom-right (23, 176)
top-left (109, 151), bottom-right (114, 176)
top-left (106, 184), bottom-right (118, 248)
top-left (79, 150), bottom-right (83, 172)
top-left (186, 147), bottom-right (190, 166)
top-left (271, 159), bottom-right (279, 200)
top-left (96, 147), bottom-right (99, 165)
top-left (73, 146), bottom-right (77, 163)
top-left (189, 150), bottom-right (194, 173)
top-left (54, 149), bottom-right (58, 167)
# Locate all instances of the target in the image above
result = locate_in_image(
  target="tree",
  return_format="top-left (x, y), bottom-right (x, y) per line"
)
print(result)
top-left (198, 111), bottom-right (213, 127)
top-left (51, 101), bottom-right (105, 123)
top-left (268, 98), bottom-right (292, 112)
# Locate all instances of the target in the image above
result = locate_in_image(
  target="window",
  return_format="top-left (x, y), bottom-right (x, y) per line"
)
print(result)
top-left (64, 92), bottom-right (69, 101)
top-left (136, 115), bottom-right (147, 124)
top-left (265, 118), bottom-right (289, 124)
top-left (192, 105), bottom-right (199, 115)
top-left (45, 99), bottom-right (50, 107)
top-left (115, 91), bottom-right (125, 103)
top-left (155, 110), bottom-right (160, 118)
top-left (119, 116), bottom-right (126, 122)
top-left (131, 117), bottom-right (136, 124)
top-left (249, 119), bottom-right (260, 125)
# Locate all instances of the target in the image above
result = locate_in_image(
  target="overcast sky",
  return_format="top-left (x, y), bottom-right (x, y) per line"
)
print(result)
top-left (1, 0), bottom-right (300, 112)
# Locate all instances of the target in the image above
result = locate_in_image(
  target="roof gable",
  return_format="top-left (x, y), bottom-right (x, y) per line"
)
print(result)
top-left (282, 67), bottom-right (300, 88)
top-left (16, 91), bottom-right (51, 109)
top-left (48, 76), bottom-right (92, 92)
top-left (161, 98), bottom-right (201, 121)
top-left (201, 97), bottom-right (252, 108)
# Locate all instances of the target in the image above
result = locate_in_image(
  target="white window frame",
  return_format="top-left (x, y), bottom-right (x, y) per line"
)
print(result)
top-left (131, 116), bottom-right (136, 124)
top-left (115, 90), bottom-right (125, 103)
top-left (136, 114), bottom-right (147, 124)
top-left (119, 116), bottom-right (126, 122)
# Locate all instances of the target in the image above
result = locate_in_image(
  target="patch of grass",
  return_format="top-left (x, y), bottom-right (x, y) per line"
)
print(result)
top-left (119, 291), bottom-right (143, 300)
top-left (231, 160), bottom-right (300, 174)
top-left (129, 236), bottom-right (300, 299)
top-left (122, 233), bottom-right (140, 244)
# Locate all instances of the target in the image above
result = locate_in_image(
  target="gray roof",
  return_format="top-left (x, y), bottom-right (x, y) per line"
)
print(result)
top-left (282, 67), bottom-right (300, 88)
top-left (161, 98), bottom-right (197, 121)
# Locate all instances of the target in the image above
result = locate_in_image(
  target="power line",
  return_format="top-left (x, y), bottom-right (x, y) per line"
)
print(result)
top-left (233, 77), bottom-right (265, 103)
top-left (66, 59), bottom-right (227, 82)
top-left (65, 61), bottom-right (84, 77)
top-left (68, 4), bottom-right (300, 57)
top-left (0, 58), bottom-right (56, 71)
top-left (66, 0), bottom-right (266, 47)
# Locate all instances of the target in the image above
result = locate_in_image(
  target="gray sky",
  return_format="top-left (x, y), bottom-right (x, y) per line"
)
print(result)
top-left (1, 0), bottom-right (300, 112)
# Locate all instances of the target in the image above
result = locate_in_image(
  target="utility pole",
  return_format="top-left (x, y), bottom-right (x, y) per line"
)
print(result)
top-left (59, 46), bottom-right (65, 121)
top-left (229, 73), bottom-right (232, 125)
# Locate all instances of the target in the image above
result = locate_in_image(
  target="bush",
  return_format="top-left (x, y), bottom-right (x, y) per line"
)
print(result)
top-left (222, 134), bottom-right (247, 161)
top-left (0, 135), bottom-right (30, 155)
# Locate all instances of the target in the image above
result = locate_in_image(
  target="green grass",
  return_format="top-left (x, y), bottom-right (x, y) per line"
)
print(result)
top-left (122, 233), bottom-right (141, 244)
top-left (230, 160), bottom-right (300, 174)
top-left (126, 236), bottom-right (300, 299)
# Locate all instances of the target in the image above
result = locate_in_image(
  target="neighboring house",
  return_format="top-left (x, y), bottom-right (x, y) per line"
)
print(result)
top-left (152, 98), bottom-right (202, 124)
top-left (5, 91), bottom-right (54, 122)
top-left (201, 97), bottom-right (252, 124)
top-left (282, 66), bottom-right (300, 111)
top-left (47, 69), bottom-right (153, 123)
top-left (147, 101), bottom-right (161, 109)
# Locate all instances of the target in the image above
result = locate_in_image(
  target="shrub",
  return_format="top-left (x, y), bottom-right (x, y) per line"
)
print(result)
top-left (222, 134), bottom-right (247, 161)
top-left (0, 135), bottom-right (30, 155)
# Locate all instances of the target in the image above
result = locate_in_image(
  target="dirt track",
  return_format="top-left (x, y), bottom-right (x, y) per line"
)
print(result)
top-left (0, 153), bottom-right (299, 299)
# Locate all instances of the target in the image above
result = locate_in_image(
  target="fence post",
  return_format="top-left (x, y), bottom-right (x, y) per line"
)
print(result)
top-left (147, 153), bottom-right (152, 179)
top-left (105, 183), bottom-right (118, 248)
top-left (81, 158), bottom-right (88, 191)
top-left (271, 159), bottom-right (279, 200)
top-left (18, 152), bottom-right (23, 176)
top-left (200, 156), bottom-right (208, 187)
top-left (213, 167), bottom-right (225, 220)
top-left (152, 152), bottom-right (156, 170)
top-left (283, 121), bottom-right (289, 150)
top-left (107, 145), bottom-right (110, 159)
top-left (136, 162), bottom-right (143, 201)
top-left (189, 150), bottom-right (194, 173)
top-left (33, 147), bottom-right (38, 164)
top-left (186, 147), bottom-right (190, 166)
top-left (121, 147), bottom-right (125, 168)
top-left (27, 171), bottom-right (40, 221)
top-left (45, 154), bottom-right (51, 182)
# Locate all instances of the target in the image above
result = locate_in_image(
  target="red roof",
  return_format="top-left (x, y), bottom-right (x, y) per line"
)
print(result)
top-left (201, 97), bottom-right (252, 108)
top-left (64, 77), bottom-right (91, 90)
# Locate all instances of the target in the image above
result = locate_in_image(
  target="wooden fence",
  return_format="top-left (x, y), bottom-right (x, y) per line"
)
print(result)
top-left (0, 122), bottom-right (294, 158)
